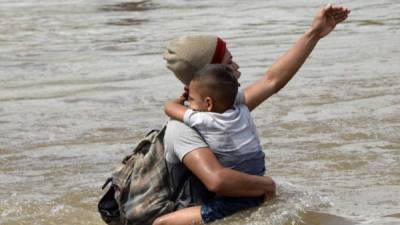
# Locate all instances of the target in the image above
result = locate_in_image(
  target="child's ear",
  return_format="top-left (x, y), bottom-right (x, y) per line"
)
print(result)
top-left (205, 97), bottom-right (213, 112)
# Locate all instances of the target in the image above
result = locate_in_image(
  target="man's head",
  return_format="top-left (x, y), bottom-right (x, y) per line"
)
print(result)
top-left (164, 35), bottom-right (240, 85)
top-left (188, 64), bottom-right (239, 113)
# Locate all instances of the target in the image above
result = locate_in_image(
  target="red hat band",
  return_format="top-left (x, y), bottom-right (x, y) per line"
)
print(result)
top-left (211, 38), bottom-right (226, 64)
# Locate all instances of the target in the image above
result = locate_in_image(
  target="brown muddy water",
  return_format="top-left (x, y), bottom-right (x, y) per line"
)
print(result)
top-left (0, 0), bottom-right (399, 224)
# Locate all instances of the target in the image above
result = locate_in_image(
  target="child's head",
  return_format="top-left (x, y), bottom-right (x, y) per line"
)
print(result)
top-left (188, 64), bottom-right (239, 113)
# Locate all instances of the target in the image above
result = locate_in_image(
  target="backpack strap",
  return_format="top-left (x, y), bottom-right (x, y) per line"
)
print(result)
top-left (169, 167), bottom-right (190, 202)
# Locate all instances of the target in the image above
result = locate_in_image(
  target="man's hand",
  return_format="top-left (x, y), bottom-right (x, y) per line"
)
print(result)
top-left (243, 4), bottom-right (350, 110)
top-left (311, 4), bottom-right (350, 38)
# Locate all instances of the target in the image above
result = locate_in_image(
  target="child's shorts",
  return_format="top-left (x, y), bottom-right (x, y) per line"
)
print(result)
top-left (200, 195), bottom-right (264, 223)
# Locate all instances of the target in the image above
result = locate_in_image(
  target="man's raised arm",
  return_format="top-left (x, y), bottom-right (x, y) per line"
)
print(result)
top-left (244, 4), bottom-right (350, 111)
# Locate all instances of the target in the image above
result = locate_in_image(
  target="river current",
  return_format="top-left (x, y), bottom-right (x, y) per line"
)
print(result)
top-left (0, 0), bottom-right (399, 224)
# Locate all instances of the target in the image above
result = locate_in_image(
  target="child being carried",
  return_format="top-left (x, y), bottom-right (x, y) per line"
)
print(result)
top-left (164, 64), bottom-right (267, 221)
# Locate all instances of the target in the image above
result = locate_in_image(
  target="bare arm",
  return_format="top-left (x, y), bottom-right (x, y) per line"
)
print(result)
top-left (183, 147), bottom-right (275, 197)
top-left (164, 97), bottom-right (188, 122)
top-left (244, 4), bottom-right (350, 111)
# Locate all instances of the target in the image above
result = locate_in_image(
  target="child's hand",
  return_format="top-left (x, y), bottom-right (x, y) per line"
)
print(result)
top-left (182, 86), bottom-right (189, 100)
top-left (176, 95), bottom-right (186, 105)
top-left (165, 88), bottom-right (189, 121)
top-left (311, 4), bottom-right (350, 38)
top-left (177, 87), bottom-right (189, 105)
top-left (173, 87), bottom-right (189, 105)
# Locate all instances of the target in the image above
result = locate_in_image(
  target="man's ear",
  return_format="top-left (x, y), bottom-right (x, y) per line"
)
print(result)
top-left (205, 97), bottom-right (213, 112)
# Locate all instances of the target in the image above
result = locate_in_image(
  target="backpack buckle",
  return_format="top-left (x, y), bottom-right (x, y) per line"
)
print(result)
top-left (102, 177), bottom-right (112, 190)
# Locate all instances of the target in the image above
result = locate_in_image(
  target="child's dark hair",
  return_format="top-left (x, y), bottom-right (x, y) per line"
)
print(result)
top-left (192, 64), bottom-right (239, 112)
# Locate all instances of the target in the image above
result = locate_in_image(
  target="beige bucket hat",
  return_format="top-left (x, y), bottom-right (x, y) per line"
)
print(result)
top-left (164, 35), bottom-right (226, 85)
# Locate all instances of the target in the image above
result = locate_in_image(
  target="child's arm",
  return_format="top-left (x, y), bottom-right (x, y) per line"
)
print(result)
top-left (164, 95), bottom-right (188, 122)
top-left (244, 4), bottom-right (350, 111)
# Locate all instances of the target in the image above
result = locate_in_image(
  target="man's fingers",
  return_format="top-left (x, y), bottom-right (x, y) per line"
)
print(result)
top-left (332, 5), bottom-right (345, 11)
top-left (324, 3), bottom-right (332, 10)
top-left (322, 3), bottom-right (332, 13)
top-left (328, 5), bottom-right (350, 22)
top-left (333, 12), bottom-right (349, 19)
top-left (330, 7), bottom-right (351, 14)
top-left (335, 15), bottom-right (348, 24)
top-left (330, 10), bottom-right (350, 16)
top-left (330, 11), bottom-right (350, 18)
top-left (325, 4), bottom-right (350, 14)
top-left (332, 13), bottom-right (347, 19)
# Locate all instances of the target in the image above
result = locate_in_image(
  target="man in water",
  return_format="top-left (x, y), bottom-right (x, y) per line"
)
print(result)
top-left (156, 4), bottom-right (350, 225)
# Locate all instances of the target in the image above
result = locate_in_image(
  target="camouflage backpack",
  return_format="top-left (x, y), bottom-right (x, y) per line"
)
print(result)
top-left (98, 124), bottom-right (177, 225)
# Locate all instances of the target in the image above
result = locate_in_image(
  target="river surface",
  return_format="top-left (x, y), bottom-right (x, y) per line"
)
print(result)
top-left (0, 0), bottom-right (399, 224)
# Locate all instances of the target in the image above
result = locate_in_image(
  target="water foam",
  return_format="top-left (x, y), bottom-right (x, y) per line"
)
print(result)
top-left (213, 179), bottom-right (331, 225)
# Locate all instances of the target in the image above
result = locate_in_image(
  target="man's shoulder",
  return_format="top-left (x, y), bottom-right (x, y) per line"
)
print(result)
top-left (165, 119), bottom-right (203, 141)
top-left (166, 119), bottom-right (193, 132)
top-left (165, 119), bottom-right (208, 162)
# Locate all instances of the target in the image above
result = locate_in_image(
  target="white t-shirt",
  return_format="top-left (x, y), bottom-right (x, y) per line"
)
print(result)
top-left (182, 99), bottom-right (265, 175)
top-left (163, 90), bottom-right (265, 195)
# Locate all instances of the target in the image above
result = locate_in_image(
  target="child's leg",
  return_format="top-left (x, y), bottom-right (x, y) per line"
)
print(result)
top-left (152, 206), bottom-right (203, 225)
